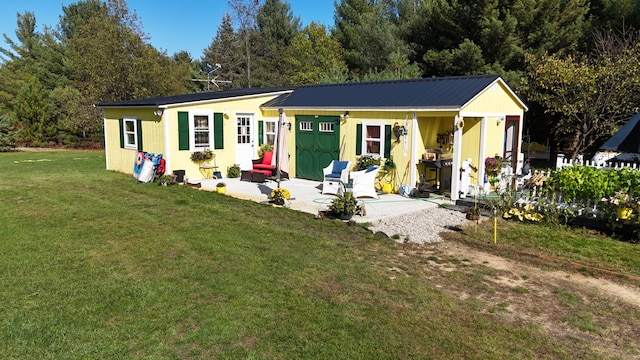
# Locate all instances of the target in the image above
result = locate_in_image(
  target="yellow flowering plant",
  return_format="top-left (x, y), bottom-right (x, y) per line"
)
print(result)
top-left (503, 203), bottom-right (543, 222)
top-left (270, 188), bottom-right (291, 204)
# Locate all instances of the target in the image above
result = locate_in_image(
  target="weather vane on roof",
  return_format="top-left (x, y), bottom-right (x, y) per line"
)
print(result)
top-left (191, 62), bottom-right (232, 91)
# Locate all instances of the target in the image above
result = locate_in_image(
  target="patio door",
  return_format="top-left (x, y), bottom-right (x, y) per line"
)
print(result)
top-left (503, 116), bottom-right (520, 171)
top-left (295, 115), bottom-right (340, 181)
top-left (236, 113), bottom-right (255, 170)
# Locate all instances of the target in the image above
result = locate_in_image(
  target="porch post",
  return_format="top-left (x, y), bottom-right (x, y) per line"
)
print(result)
top-left (478, 116), bottom-right (487, 192)
top-left (451, 114), bottom-right (463, 201)
top-left (410, 112), bottom-right (418, 189)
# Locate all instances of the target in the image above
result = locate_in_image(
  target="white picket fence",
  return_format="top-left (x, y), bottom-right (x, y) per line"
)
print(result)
top-left (555, 154), bottom-right (640, 170)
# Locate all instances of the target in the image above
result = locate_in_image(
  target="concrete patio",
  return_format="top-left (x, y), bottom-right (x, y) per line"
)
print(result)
top-left (190, 177), bottom-right (453, 223)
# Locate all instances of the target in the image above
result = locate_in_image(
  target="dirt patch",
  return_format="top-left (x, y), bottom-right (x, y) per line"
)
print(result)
top-left (395, 240), bottom-right (640, 359)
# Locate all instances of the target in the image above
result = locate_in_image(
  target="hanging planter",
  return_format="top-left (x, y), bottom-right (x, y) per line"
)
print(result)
top-left (393, 122), bottom-right (407, 142)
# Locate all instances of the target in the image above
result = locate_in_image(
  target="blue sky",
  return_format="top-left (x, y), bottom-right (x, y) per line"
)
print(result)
top-left (0, 0), bottom-right (336, 58)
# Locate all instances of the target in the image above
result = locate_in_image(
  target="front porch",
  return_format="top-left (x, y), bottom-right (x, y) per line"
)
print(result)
top-left (188, 177), bottom-right (454, 223)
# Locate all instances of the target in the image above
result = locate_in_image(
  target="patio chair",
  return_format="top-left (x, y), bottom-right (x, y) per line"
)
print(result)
top-left (350, 166), bottom-right (380, 199)
top-left (322, 160), bottom-right (351, 195)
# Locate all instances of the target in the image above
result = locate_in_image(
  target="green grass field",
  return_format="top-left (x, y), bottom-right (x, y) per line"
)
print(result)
top-left (1, 151), bottom-right (638, 359)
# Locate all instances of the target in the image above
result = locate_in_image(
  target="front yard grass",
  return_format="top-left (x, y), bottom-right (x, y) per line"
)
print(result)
top-left (0, 151), bottom-right (638, 359)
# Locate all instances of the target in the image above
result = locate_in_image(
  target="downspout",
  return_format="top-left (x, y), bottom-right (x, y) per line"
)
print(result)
top-left (410, 111), bottom-right (418, 189)
top-left (450, 114), bottom-right (463, 201)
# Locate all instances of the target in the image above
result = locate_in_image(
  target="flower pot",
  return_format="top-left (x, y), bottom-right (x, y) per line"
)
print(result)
top-left (617, 207), bottom-right (633, 220)
top-left (338, 212), bottom-right (354, 220)
top-left (466, 213), bottom-right (480, 221)
top-left (382, 183), bottom-right (393, 194)
top-left (216, 186), bottom-right (226, 194)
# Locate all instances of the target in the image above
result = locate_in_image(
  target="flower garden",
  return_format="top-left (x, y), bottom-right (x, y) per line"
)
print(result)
top-left (492, 165), bottom-right (640, 243)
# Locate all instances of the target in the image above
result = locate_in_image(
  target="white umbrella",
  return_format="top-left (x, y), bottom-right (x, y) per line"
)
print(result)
top-left (273, 109), bottom-right (290, 188)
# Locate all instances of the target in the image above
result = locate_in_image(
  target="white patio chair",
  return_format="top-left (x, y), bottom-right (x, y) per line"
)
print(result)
top-left (322, 160), bottom-right (351, 195)
top-left (350, 166), bottom-right (380, 199)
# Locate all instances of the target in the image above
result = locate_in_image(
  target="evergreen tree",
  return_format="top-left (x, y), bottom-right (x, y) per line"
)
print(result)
top-left (253, 0), bottom-right (302, 86)
top-left (284, 22), bottom-right (347, 85)
top-left (0, 110), bottom-right (16, 151)
top-left (14, 77), bottom-right (56, 146)
top-left (202, 13), bottom-right (243, 90)
top-left (333, 0), bottom-right (410, 77)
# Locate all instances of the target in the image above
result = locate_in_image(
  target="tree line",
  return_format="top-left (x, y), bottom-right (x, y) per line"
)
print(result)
top-left (1, 0), bottom-right (640, 159)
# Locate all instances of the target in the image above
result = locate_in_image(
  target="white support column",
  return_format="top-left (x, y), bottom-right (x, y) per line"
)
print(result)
top-left (450, 115), bottom-right (463, 201)
top-left (162, 109), bottom-right (171, 173)
top-left (478, 116), bottom-right (487, 189)
top-left (410, 112), bottom-right (418, 189)
top-left (103, 117), bottom-right (109, 170)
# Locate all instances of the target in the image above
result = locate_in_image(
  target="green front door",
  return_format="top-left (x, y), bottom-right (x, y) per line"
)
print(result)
top-left (295, 115), bottom-right (341, 181)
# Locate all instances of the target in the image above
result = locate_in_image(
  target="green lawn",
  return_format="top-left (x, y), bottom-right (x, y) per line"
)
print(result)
top-left (0, 151), bottom-right (637, 359)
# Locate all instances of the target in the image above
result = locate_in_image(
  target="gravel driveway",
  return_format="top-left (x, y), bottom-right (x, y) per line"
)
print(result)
top-left (367, 207), bottom-right (469, 244)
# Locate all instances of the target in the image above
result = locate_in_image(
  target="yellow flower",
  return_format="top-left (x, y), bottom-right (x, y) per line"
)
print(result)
top-left (270, 187), bottom-right (291, 199)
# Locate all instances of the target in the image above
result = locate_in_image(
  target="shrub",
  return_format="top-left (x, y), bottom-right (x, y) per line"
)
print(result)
top-left (227, 164), bottom-right (240, 178)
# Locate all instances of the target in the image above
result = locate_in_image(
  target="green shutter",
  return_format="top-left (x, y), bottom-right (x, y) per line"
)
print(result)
top-left (384, 124), bottom-right (392, 158)
top-left (119, 118), bottom-right (124, 149)
top-left (136, 119), bottom-right (143, 151)
top-left (355, 123), bottom-right (362, 156)
top-left (258, 120), bottom-right (264, 146)
top-left (178, 111), bottom-right (189, 150)
top-left (213, 112), bottom-right (224, 149)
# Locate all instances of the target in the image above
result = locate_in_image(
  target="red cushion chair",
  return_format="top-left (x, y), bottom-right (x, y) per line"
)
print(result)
top-left (252, 151), bottom-right (275, 174)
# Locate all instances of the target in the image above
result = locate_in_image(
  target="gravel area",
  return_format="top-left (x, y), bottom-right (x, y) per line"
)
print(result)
top-left (367, 207), bottom-right (469, 244)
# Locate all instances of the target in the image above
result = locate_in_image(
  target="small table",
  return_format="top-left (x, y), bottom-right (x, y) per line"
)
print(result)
top-left (200, 163), bottom-right (218, 179)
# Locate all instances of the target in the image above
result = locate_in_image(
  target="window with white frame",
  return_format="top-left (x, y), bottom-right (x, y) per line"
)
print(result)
top-left (123, 118), bottom-right (137, 150)
top-left (190, 111), bottom-right (214, 151)
top-left (264, 120), bottom-right (277, 145)
top-left (362, 122), bottom-right (385, 157)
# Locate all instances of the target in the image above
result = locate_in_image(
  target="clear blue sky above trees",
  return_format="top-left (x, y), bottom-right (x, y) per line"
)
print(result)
top-left (0, 0), bottom-right (335, 57)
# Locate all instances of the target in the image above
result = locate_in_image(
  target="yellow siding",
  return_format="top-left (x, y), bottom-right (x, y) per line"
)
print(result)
top-left (462, 81), bottom-right (524, 115)
top-left (104, 94), bottom-right (282, 179)
top-left (104, 108), bottom-right (164, 175)
top-left (103, 80), bottom-right (526, 191)
top-left (164, 96), bottom-right (280, 179)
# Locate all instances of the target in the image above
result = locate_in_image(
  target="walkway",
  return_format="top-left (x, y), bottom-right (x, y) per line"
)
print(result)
top-left (192, 177), bottom-right (452, 223)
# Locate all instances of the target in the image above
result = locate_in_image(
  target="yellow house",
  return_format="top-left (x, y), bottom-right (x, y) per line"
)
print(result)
top-left (97, 75), bottom-right (527, 201)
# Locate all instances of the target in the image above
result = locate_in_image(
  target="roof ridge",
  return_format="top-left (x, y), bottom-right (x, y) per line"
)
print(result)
top-left (297, 74), bottom-right (500, 89)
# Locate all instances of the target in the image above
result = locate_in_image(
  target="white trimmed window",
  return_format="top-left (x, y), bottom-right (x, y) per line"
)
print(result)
top-left (264, 120), bottom-right (277, 145)
top-left (123, 118), bottom-right (138, 150)
top-left (361, 121), bottom-right (385, 157)
top-left (189, 110), bottom-right (214, 151)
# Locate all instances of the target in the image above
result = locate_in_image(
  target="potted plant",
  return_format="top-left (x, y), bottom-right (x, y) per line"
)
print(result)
top-left (190, 148), bottom-right (214, 162)
top-left (393, 122), bottom-right (407, 142)
top-left (227, 164), bottom-right (241, 178)
top-left (484, 155), bottom-right (503, 187)
top-left (601, 190), bottom-right (636, 220)
top-left (355, 155), bottom-right (381, 171)
top-left (258, 144), bottom-right (273, 159)
top-left (465, 206), bottom-right (481, 221)
top-left (329, 192), bottom-right (358, 220)
top-left (156, 174), bottom-right (176, 186)
top-left (216, 182), bottom-right (226, 194)
top-left (270, 187), bottom-right (291, 205)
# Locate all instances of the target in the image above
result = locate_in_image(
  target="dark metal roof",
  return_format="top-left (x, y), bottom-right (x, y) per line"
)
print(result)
top-left (96, 75), bottom-right (526, 111)
top-left (262, 75), bottom-right (507, 110)
top-left (600, 112), bottom-right (640, 153)
top-left (96, 86), bottom-right (296, 108)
